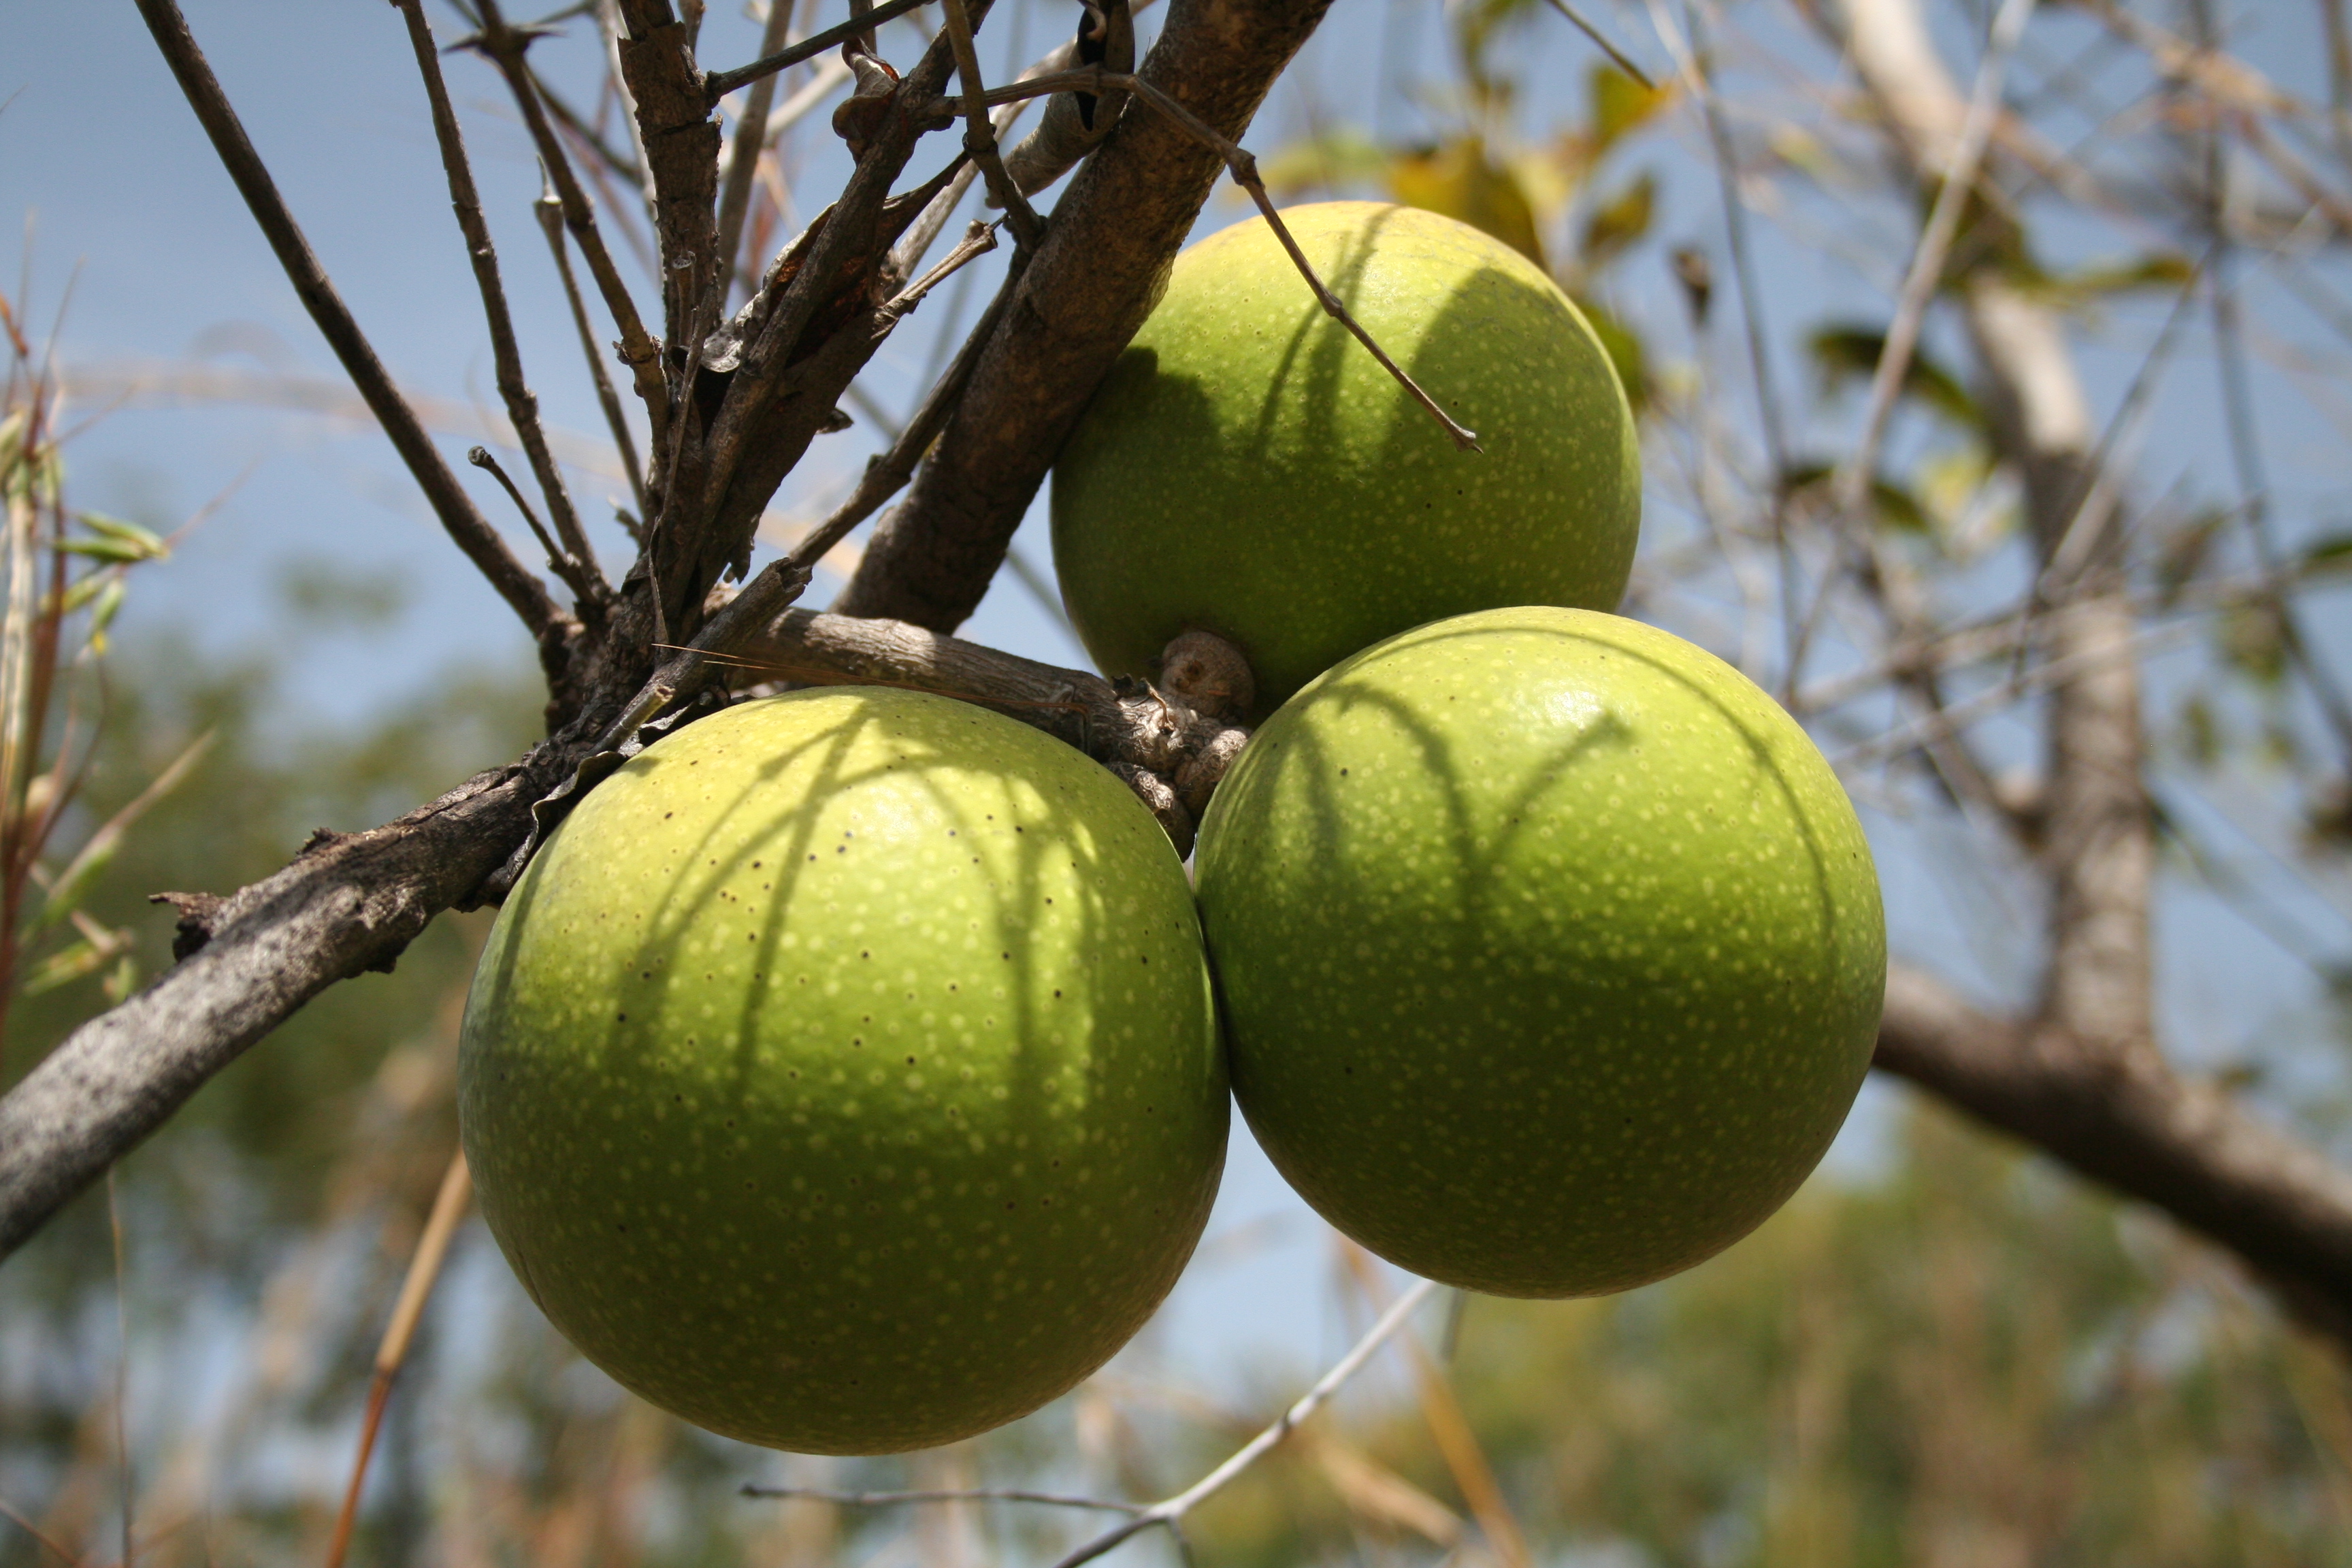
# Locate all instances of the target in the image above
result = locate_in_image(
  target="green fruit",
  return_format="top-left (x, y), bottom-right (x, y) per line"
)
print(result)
top-left (1194, 608), bottom-right (1884, 1298)
top-left (1052, 201), bottom-right (1640, 719)
top-left (459, 690), bottom-right (1227, 1454)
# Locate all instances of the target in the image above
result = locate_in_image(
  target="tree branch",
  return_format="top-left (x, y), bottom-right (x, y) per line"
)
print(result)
top-left (396, 0), bottom-right (610, 613)
top-left (0, 750), bottom-right (567, 1259)
top-left (1832, 0), bottom-right (2352, 1339)
top-left (130, 0), bottom-right (567, 653)
top-left (834, 0), bottom-right (1339, 630)
top-left (1874, 966), bottom-right (2352, 1348)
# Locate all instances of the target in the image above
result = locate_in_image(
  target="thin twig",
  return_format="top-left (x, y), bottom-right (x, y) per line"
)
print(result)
top-left (466, 1), bottom-right (668, 446)
top-left (704, 0), bottom-right (940, 100)
top-left (946, 68), bottom-right (1480, 451)
top-left (397, 0), bottom-right (608, 610)
top-left (129, 0), bottom-right (563, 642)
top-left (1049, 1278), bottom-right (1441, 1568)
top-left (469, 447), bottom-right (582, 595)
top-left (939, 0), bottom-right (1045, 250)
top-left (536, 185), bottom-right (647, 515)
top-left (1827, 0), bottom-right (2040, 530)
top-left (1665, 0), bottom-right (1799, 693)
top-left (325, 1153), bottom-right (472, 1568)
top-left (713, 0), bottom-right (798, 290)
top-left (740, 1485), bottom-right (1146, 1513)
top-left (1541, 0), bottom-right (1655, 89)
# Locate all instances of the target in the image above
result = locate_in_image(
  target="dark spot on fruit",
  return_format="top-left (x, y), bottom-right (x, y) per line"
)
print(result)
top-left (665, 812), bottom-right (674, 819)
top-left (861, 950), bottom-right (871, 959)
top-left (1052, 990), bottom-right (1062, 998)
top-left (1340, 768), bottom-right (1349, 775)
top-left (906, 1056), bottom-right (917, 1065)
top-left (617, 1012), bottom-right (627, 1022)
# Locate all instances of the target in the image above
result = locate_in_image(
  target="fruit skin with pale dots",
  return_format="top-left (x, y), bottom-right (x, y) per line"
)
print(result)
top-left (459, 688), bottom-right (1228, 1454)
top-left (1051, 200), bottom-right (1642, 720)
top-left (1193, 606), bottom-right (1886, 1298)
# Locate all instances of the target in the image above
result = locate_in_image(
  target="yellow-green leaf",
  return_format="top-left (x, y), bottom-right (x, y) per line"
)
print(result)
top-left (1390, 137), bottom-right (1548, 270)
top-left (1580, 172), bottom-right (1654, 267)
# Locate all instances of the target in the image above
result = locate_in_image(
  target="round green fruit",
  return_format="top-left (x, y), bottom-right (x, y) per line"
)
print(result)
top-left (1051, 200), bottom-right (1641, 719)
top-left (459, 690), bottom-right (1228, 1454)
top-left (1194, 608), bottom-right (1884, 1298)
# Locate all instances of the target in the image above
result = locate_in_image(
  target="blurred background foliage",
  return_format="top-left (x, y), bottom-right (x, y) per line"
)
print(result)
top-left (9, 0), bottom-right (2352, 1561)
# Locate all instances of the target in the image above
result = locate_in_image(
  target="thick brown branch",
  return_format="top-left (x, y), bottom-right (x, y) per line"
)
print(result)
top-left (131, 0), bottom-right (566, 651)
top-left (1874, 966), bottom-right (2352, 1345)
top-left (833, 0), bottom-right (1338, 630)
top-left (0, 751), bottom-right (568, 1260)
top-left (738, 608), bottom-right (1243, 775)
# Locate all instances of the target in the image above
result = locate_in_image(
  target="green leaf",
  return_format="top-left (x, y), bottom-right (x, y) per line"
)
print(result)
top-left (1590, 65), bottom-right (1671, 154)
top-left (1573, 295), bottom-right (1650, 414)
top-left (1782, 461), bottom-right (1931, 534)
top-left (1807, 324), bottom-right (1985, 432)
top-left (2059, 252), bottom-right (2197, 296)
top-left (2302, 532), bottom-right (2352, 577)
top-left (1258, 126), bottom-right (1391, 200)
top-left (88, 574), bottom-right (126, 655)
top-left (39, 729), bottom-right (215, 930)
top-left (22, 936), bottom-right (108, 997)
top-left (1579, 172), bottom-right (1654, 267)
top-left (66, 512), bottom-right (169, 563)
top-left (1390, 137), bottom-right (1548, 270)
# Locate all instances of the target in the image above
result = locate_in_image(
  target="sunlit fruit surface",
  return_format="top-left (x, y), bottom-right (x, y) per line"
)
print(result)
top-left (1053, 200), bottom-right (1642, 719)
top-left (460, 689), bottom-right (1228, 1454)
top-left (1194, 607), bottom-right (1884, 1298)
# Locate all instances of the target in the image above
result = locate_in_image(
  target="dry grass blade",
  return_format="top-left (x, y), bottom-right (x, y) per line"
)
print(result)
top-left (740, 1485), bottom-right (1145, 1513)
top-left (1339, 1247), bottom-right (1528, 1568)
top-left (0, 1497), bottom-right (77, 1566)
top-left (325, 1151), bottom-right (473, 1568)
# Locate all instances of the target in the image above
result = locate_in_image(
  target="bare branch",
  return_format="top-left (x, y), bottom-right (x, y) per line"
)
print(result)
top-left (739, 1486), bottom-right (1144, 1514)
top-left (129, 0), bottom-right (565, 647)
top-left (536, 188), bottom-right (649, 518)
top-left (397, 0), bottom-right (610, 611)
top-left (1049, 1279), bottom-right (1443, 1568)
top-left (711, 0), bottom-right (796, 288)
top-left (1874, 966), bottom-right (2352, 1349)
top-left (1539, 0), bottom-right (1654, 91)
top-left (938, 0), bottom-right (1045, 250)
top-left (0, 750), bottom-right (565, 1260)
top-left (702, 0), bottom-right (941, 101)
top-left (465, 2), bottom-right (669, 444)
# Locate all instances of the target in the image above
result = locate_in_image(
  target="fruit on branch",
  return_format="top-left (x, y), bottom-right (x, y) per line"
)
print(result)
top-left (1194, 608), bottom-right (1884, 1298)
top-left (1051, 201), bottom-right (1641, 719)
top-left (459, 691), bottom-right (1228, 1454)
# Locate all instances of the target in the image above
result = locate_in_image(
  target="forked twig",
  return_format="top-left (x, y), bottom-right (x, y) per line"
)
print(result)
top-left (129, 0), bottom-right (562, 642)
top-left (1048, 1277), bottom-right (1442, 1568)
top-left (536, 185), bottom-right (648, 518)
top-left (938, 0), bottom-right (1045, 250)
top-left (396, 0), bottom-right (609, 609)
top-left (703, 0), bottom-right (940, 101)
top-left (466, 1), bottom-right (668, 444)
top-left (740, 1484), bottom-right (1146, 1514)
top-left (325, 1152), bottom-right (473, 1568)
top-left (712, 0), bottom-right (797, 304)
